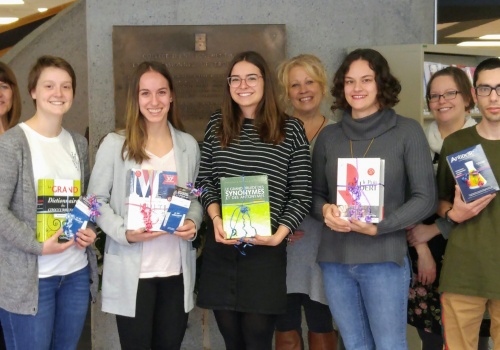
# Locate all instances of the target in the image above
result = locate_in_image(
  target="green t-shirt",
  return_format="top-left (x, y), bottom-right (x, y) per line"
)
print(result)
top-left (437, 126), bottom-right (500, 299)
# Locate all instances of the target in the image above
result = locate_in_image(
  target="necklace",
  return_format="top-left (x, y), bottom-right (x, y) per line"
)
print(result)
top-left (307, 116), bottom-right (326, 142)
top-left (350, 138), bottom-right (375, 158)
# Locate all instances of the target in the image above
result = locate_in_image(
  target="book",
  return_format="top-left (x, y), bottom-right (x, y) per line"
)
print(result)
top-left (60, 196), bottom-right (93, 242)
top-left (220, 175), bottom-right (271, 239)
top-left (446, 144), bottom-right (499, 203)
top-left (126, 169), bottom-right (177, 231)
top-left (159, 186), bottom-right (191, 233)
top-left (36, 179), bottom-right (81, 242)
top-left (336, 158), bottom-right (385, 223)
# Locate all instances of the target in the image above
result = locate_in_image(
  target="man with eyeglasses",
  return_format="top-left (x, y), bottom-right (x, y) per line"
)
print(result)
top-left (436, 57), bottom-right (500, 350)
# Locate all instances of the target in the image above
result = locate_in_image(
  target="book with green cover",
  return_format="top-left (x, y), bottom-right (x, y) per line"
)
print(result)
top-left (36, 179), bottom-right (81, 242)
top-left (220, 175), bottom-right (271, 239)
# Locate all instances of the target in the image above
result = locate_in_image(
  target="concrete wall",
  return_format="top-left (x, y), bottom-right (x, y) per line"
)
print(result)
top-left (86, 0), bottom-right (434, 162)
top-left (2, 1), bottom-right (88, 137)
top-left (2, 0), bottom-right (435, 348)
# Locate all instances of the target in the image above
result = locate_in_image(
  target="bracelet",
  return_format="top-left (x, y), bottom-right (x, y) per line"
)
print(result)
top-left (211, 214), bottom-right (221, 221)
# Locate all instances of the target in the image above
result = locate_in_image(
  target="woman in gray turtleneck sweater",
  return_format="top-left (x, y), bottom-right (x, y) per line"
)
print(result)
top-left (311, 49), bottom-right (437, 349)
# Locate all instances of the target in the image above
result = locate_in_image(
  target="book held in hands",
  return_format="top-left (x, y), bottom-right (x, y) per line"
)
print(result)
top-left (36, 179), bottom-right (81, 242)
top-left (446, 144), bottom-right (499, 203)
top-left (337, 158), bottom-right (385, 223)
top-left (60, 194), bottom-right (100, 242)
top-left (126, 169), bottom-right (177, 231)
top-left (221, 175), bottom-right (271, 239)
top-left (159, 186), bottom-right (191, 234)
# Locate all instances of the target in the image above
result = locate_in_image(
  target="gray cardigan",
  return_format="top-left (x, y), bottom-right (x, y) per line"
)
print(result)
top-left (88, 124), bottom-right (203, 317)
top-left (0, 125), bottom-right (98, 315)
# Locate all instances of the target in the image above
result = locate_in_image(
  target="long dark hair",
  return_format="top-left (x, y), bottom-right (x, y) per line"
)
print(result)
top-left (217, 51), bottom-right (286, 147)
top-left (122, 61), bottom-right (184, 163)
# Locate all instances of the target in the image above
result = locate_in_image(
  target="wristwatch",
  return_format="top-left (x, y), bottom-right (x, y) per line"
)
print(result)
top-left (445, 208), bottom-right (458, 225)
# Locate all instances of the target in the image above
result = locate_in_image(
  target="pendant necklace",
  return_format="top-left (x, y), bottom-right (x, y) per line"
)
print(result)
top-left (309, 116), bottom-right (326, 141)
top-left (349, 138), bottom-right (375, 158)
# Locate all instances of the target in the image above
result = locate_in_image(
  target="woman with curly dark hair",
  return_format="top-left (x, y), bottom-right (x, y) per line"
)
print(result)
top-left (311, 48), bottom-right (437, 349)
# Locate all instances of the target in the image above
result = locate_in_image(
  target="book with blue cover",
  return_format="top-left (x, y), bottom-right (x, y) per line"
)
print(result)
top-left (446, 144), bottom-right (499, 203)
top-left (159, 187), bottom-right (191, 233)
top-left (220, 175), bottom-right (271, 239)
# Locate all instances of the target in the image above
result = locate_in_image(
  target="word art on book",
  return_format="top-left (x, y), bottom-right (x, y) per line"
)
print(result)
top-left (337, 158), bottom-right (385, 223)
top-left (60, 194), bottom-right (101, 242)
top-left (36, 179), bottom-right (81, 242)
top-left (446, 144), bottom-right (499, 203)
top-left (126, 169), bottom-right (178, 231)
top-left (221, 175), bottom-right (271, 239)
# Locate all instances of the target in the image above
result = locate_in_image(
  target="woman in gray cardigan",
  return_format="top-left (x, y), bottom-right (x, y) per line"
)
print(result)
top-left (88, 61), bottom-right (202, 350)
top-left (0, 56), bottom-right (98, 350)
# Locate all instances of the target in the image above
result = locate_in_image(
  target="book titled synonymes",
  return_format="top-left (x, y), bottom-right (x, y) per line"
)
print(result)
top-left (221, 175), bottom-right (271, 239)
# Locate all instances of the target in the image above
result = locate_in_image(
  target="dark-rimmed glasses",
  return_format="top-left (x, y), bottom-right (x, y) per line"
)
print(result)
top-left (227, 74), bottom-right (262, 88)
top-left (475, 85), bottom-right (500, 97)
top-left (427, 90), bottom-right (461, 103)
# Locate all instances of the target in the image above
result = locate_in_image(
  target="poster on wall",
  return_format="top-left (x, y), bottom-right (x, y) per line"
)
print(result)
top-left (112, 25), bottom-right (286, 141)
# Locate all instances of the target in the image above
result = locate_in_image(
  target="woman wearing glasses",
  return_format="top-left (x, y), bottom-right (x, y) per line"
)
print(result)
top-left (406, 66), bottom-right (490, 350)
top-left (196, 51), bottom-right (312, 350)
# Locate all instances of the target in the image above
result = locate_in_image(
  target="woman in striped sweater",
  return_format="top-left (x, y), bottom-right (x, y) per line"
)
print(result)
top-left (196, 51), bottom-right (312, 350)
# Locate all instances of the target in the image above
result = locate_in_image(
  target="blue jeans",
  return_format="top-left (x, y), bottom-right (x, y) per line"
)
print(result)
top-left (320, 257), bottom-right (410, 350)
top-left (0, 265), bottom-right (90, 350)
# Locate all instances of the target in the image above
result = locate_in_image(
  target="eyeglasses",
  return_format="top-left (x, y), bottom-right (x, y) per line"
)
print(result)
top-left (475, 85), bottom-right (500, 97)
top-left (427, 90), bottom-right (461, 103)
top-left (227, 74), bottom-right (262, 88)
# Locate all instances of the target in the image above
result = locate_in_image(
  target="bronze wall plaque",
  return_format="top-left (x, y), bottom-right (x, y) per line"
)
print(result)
top-left (112, 25), bottom-right (286, 141)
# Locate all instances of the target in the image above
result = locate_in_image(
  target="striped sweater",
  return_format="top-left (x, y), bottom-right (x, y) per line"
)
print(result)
top-left (196, 111), bottom-right (312, 233)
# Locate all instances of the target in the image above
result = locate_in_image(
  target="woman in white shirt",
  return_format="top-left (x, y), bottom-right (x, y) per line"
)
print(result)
top-left (88, 61), bottom-right (202, 350)
top-left (0, 55), bottom-right (97, 350)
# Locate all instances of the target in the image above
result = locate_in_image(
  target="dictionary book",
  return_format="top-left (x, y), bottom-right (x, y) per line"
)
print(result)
top-left (446, 144), bottom-right (499, 203)
top-left (220, 175), bottom-right (271, 239)
top-left (36, 179), bottom-right (81, 242)
top-left (336, 158), bottom-right (385, 223)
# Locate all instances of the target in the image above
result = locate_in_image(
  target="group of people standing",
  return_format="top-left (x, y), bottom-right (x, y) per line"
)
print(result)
top-left (0, 47), bottom-right (499, 350)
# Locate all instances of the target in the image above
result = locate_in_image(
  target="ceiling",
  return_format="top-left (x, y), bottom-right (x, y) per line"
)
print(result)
top-left (0, 0), bottom-right (73, 19)
top-left (0, 1), bottom-right (499, 46)
top-left (437, 1), bottom-right (500, 44)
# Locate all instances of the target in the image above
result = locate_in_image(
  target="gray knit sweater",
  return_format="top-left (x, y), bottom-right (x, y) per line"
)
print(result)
top-left (311, 109), bottom-right (437, 265)
top-left (0, 126), bottom-right (98, 315)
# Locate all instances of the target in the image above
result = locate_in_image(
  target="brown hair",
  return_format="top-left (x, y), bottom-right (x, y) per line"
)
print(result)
top-left (426, 66), bottom-right (475, 111)
top-left (121, 61), bottom-right (184, 163)
top-left (217, 51), bottom-right (286, 147)
top-left (277, 54), bottom-right (328, 109)
top-left (27, 55), bottom-right (76, 106)
top-left (331, 48), bottom-right (401, 113)
top-left (0, 61), bottom-right (21, 129)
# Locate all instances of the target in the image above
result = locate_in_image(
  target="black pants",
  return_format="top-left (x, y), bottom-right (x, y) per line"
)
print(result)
top-left (0, 323), bottom-right (5, 350)
top-left (213, 310), bottom-right (277, 350)
top-left (116, 274), bottom-right (188, 350)
top-left (275, 293), bottom-right (334, 333)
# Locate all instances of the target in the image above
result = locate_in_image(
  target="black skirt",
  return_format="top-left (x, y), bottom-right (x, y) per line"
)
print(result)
top-left (197, 223), bottom-right (287, 315)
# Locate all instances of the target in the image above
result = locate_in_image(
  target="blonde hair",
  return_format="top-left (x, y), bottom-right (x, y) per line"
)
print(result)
top-left (277, 54), bottom-right (328, 109)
